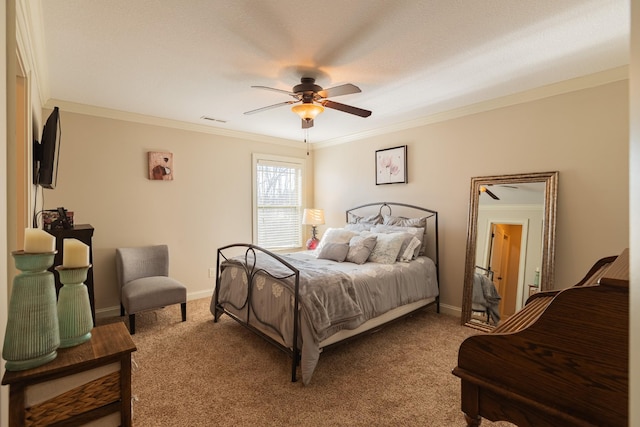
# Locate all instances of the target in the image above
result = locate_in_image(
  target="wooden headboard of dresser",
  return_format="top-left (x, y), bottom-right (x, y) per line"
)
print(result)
top-left (453, 248), bottom-right (629, 427)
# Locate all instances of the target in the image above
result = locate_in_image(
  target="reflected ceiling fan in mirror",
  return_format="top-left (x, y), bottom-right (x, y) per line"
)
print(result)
top-left (479, 184), bottom-right (519, 200)
top-left (479, 185), bottom-right (499, 200)
top-left (244, 77), bottom-right (372, 128)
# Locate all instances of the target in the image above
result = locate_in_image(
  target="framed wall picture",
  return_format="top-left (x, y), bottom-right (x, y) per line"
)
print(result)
top-left (375, 145), bottom-right (407, 185)
top-left (148, 151), bottom-right (174, 180)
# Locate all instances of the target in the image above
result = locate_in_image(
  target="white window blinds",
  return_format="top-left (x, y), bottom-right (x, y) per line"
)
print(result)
top-left (254, 156), bottom-right (304, 249)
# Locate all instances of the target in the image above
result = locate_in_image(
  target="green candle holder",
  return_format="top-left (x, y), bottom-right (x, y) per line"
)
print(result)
top-left (2, 251), bottom-right (60, 371)
top-left (56, 265), bottom-right (94, 348)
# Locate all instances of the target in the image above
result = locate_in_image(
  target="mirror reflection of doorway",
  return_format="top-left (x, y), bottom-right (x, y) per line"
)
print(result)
top-left (487, 223), bottom-right (523, 321)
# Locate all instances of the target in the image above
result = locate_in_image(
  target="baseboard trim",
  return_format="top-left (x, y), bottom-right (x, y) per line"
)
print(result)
top-left (96, 290), bottom-right (214, 319)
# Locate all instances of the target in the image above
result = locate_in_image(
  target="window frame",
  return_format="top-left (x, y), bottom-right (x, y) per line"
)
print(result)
top-left (252, 153), bottom-right (307, 251)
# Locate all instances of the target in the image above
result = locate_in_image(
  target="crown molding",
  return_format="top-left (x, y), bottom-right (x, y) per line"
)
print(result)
top-left (16, 0), bottom-right (49, 106)
top-left (44, 99), bottom-right (304, 148)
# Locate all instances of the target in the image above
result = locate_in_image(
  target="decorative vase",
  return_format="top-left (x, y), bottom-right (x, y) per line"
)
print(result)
top-left (2, 251), bottom-right (60, 371)
top-left (56, 265), bottom-right (94, 348)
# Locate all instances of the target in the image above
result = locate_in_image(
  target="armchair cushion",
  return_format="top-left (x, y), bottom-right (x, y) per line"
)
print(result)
top-left (121, 276), bottom-right (186, 314)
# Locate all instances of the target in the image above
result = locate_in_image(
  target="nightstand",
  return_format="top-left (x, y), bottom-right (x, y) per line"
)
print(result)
top-left (2, 322), bottom-right (136, 426)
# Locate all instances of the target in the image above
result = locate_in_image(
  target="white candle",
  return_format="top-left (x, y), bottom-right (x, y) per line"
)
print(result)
top-left (62, 238), bottom-right (89, 267)
top-left (24, 228), bottom-right (56, 253)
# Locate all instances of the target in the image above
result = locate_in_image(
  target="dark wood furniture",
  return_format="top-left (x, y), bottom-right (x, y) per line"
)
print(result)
top-left (2, 322), bottom-right (136, 427)
top-left (46, 224), bottom-right (96, 323)
top-left (453, 249), bottom-right (629, 427)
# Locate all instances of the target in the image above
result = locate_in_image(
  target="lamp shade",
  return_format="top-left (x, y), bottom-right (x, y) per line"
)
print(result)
top-left (291, 103), bottom-right (325, 121)
top-left (302, 209), bottom-right (325, 225)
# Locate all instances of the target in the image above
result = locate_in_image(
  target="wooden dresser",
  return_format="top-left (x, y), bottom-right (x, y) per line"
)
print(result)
top-left (453, 249), bottom-right (629, 427)
top-left (2, 322), bottom-right (136, 426)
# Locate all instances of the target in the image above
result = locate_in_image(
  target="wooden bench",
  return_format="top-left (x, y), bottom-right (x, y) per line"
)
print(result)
top-left (452, 249), bottom-right (628, 427)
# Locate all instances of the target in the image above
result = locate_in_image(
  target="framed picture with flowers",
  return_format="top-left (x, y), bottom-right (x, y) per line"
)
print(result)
top-left (375, 145), bottom-right (407, 185)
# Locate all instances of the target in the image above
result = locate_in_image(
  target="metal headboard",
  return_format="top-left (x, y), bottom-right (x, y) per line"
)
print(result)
top-left (345, 202), bottom-right (440, 306)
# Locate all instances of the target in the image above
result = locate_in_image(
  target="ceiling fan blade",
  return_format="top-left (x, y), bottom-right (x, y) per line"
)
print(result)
top-left (302, 119), bottom-right (314, 129)
top-left (251, 85), bottom-right (298, 98)
top-left (483, 188), bottom-right (500, 200)
top-left (321, 100), bottom-right (372, 118)
top-left (244, 100), bottom-right (297, 115)
top-left (317, 83), bottom-right (361, 99)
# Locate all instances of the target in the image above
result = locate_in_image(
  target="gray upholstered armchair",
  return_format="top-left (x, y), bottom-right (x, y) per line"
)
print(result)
top-left (115, 244), bottom-right (187, 334)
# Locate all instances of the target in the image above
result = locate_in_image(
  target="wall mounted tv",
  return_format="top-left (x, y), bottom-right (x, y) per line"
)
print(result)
top-left (33, 106), bottom-right (61, 189)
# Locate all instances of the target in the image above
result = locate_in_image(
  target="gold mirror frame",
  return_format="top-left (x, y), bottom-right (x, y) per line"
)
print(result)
top-left (461, 171), bottom-right (559, 331)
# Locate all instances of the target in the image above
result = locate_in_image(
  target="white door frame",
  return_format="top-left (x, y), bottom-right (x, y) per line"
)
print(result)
top-left (481, 218), bottom-right (530, 311)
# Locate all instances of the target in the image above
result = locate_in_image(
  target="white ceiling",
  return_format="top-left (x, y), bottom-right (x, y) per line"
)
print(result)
top-left (31, 0), bottom-right (629, 144)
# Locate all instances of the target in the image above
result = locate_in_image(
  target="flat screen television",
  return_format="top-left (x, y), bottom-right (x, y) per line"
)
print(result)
top-left (33, 106), bottom-right (61, 189)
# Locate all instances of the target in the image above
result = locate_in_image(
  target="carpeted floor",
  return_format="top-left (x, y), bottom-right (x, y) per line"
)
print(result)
top-left (101, 298), bottom-right (514, 426)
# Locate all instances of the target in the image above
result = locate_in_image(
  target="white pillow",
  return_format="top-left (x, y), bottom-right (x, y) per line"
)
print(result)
top-left (363, 232), bottom-right (405, 264)
top-left (315, 228), bottom-right (358, 254)
top-left (380, 216), bottom-right (428, 255)
top-left (371, 225), bottom-right (424, 260)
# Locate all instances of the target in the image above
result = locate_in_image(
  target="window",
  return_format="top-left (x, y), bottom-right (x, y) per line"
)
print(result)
top-left (253, 154), bottom-right (305, 250)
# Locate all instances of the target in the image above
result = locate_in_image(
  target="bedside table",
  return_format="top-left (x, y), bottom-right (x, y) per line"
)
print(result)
top-left (2, 322), bottom-right (136, 426)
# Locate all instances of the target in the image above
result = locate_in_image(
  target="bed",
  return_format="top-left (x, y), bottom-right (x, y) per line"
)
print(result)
top-left (210, 202), bottom-right (440, 385)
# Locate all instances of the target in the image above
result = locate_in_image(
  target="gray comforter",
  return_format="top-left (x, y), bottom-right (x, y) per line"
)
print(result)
top-left (212, 252), bottom-right (439, 384)
top-left (221, 253), bottom-right (365, 340)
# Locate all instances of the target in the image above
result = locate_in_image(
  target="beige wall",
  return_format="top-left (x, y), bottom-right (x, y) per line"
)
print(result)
top-left (41, 112), bottom-right (313, 314)
top-left (314, 80), bottom-right (629, 314)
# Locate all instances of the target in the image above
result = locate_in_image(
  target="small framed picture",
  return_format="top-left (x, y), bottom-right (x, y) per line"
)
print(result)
top-left (148, 152), bottom-right (174, 180)
top-left (375, 145), bottom-right (407, 185)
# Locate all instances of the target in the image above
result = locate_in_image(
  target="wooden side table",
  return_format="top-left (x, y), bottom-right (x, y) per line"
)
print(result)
top-left (2, 322), bottom-right (136, 426)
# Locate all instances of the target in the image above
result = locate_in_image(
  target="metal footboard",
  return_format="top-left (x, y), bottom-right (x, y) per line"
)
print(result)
top-left (213, 243), bottom-right (301, 382)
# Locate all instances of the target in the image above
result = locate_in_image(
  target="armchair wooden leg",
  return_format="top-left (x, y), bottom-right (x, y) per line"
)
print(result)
top-left (129, 314), bottom-right (135, 335)
top-left (464, 413), bottom-right (482, 426)
top-left (181, 302), bottom-right (187, 322)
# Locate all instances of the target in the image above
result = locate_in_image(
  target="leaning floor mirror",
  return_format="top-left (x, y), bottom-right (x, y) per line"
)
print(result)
top-left (461, 171), bottom-right (559, 331)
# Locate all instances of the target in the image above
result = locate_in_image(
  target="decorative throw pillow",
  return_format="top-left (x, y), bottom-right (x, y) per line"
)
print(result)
top-left (346, 235), bottom-right (378, 264)
top-left (382, 215), bottom-right (428, 255)
top-left (398, 236), bottom-right (421, 262)
top-left (315, 228), bottom-right (358, 254)
top-left (317, 242), bottom-right (349, 262)
top-left (371, 225), bottom-right (425, 260)
top-left (364, 232), bottom-right (405, 264)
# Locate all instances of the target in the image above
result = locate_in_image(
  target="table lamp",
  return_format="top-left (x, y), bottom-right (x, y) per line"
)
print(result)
top-left (302, 209), bottom-right (325, 250)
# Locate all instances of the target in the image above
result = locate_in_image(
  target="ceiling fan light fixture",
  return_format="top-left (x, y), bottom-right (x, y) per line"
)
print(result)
top-left (291, 103), bottom-right (324, 121)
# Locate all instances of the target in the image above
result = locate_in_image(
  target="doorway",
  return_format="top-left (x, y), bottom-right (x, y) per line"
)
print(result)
top-left (485, 222), bottom-right (526, 320)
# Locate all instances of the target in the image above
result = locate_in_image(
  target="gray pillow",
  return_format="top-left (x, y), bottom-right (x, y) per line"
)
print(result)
top-left (317, 242), bottom-right (349, 262)
top-left (347, 212), bottom-right (383, 225)
top-left (346, 235), bottom-right (378, 264)
top-left (382, 214), bottom-right (427, 228)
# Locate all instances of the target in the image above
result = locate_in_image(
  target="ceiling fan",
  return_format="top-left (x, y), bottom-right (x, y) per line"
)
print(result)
top-left (244, 77), bottom-right (372, 129)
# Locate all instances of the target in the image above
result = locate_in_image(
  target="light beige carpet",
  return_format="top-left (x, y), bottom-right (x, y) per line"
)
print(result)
top-left (103, 298), bottom-right (514, 426)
